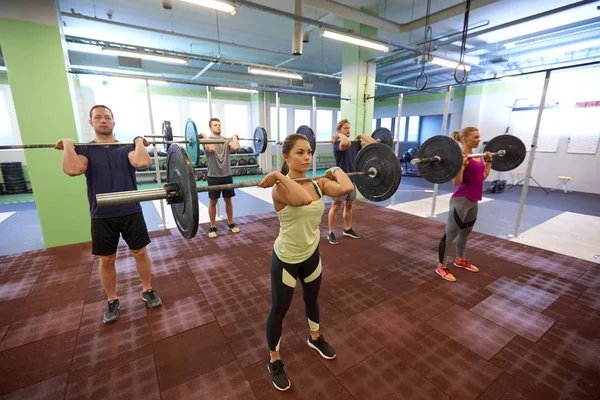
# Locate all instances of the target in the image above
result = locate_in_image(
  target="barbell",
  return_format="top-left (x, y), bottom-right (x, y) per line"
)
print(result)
top-left (295, 126), bottom-right (396, 154)
top-left (96, 142), bottom-right (402, 239)
top-left (410, 135), bottom-right (526, 184)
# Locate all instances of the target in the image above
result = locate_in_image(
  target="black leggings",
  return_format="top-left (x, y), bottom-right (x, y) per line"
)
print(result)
top-left (266, 247), bottom-right (322, 352)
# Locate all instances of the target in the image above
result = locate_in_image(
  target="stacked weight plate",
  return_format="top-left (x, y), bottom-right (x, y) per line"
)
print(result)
top-left (1, 162), bottom-right (28, 194)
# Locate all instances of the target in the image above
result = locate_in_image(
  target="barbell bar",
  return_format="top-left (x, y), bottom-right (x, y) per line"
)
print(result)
top-left (96, 142), bottom-right (402, 239)
top-left (411, 149), bottom-right (507, 165)
top-left (295, 126), bottom-right (397, 154)
top-left (0, 138), bottom-right (241, 150)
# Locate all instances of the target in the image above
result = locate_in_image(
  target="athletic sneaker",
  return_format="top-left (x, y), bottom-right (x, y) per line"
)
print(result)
top-left (267, 360), bottom-right (291, 391)
top-left (435, 266), bottom-right (456, 282)
top-left (103, 299), bottom-right (120, 324)
top-left (142, 289), bottom-right (163, 308)
top-left (454, 259), bottom-right (479, 272)
top-left (307, 334), bottom-right (336, 359)
top-left (327, 232), bottom-right (339, 245)
top-left (228, 223), bottom-right (240, 233)
top-left (343, 228), bottom-right (361, 239)
top-left (208, 227), bottom-right (217, 238)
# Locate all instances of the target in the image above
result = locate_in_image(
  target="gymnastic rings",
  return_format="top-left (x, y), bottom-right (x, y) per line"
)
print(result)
top-left (454, 63), bottom-right (468, 84)
top-left (415, 72), bottom-right (428, 91)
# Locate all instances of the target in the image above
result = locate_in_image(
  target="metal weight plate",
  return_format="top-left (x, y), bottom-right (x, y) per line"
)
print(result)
top-left (166, 144), bottom-right (199, 239)
top-left (162, 120), bottom-right (173, 143)
top-left (354, 143), bottom-right (402, 202)
top-left (296, 125), bottom-right (316, 154)
top-left (185, 118), bottom-right (200, 167)
top-left (254, 126), bottom-right (268, 154)
top-left (415, 135), bottom-right (463, 184)
top-left (483, 135), bottom-right (526, 172)
top-left (371, 127), bottom-right (393, 147)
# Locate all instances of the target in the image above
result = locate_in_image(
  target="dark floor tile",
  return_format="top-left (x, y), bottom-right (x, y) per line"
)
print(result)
top-left (485, 276), bottom-right (558, 312)
top-left (0, 373), bottom-right (68, 400)
top-left (0, 331), bottom-right (77, 395)
top-left (192, 261), bottom-right (253, 298)
top-left (153, 322), bottom-right (235, 393)
top-left (577, 286), bottom-right (600, 311)
top-left (162, 360), bottom-right (256, 400)
top-left (476, 372), bottom-right (546, 400)
top-left (0, 275), bottom-right (37, 302)
top-left (148, 271), bottom-right (203, 304)
top-left (186, 252), bottom-right (230, 276)
top-left (393, 285), bottom-right (453, 322)
top-left (148, 295), bottom-right (215, 342)
top-left (65, 354), bottom-right (160, 400)
top-left (352, 300), bottom-right (432, 353)
top-left (491, 336), bottom-right (600, 399)
top-left (384, 260), bottom-right (437, 286)
top-left (576, 266), bottom-right (600, 288)
top-left (0, 300), bottom-right (83, 351)
top-left (470, 294), bottom-right (556, 342)
top-left (70, 318), bottom-right (153, 382)
top-left (29, 265), bottom-right (91, 293)
top-left (250, 274), bottom-right (271, 298)
top-left (398, 330), bottom-right (502, 400)
top-left (321, 278), bottom-right (391, 317)
top-left (149, 254), bottom-right (191, 279)
top-left (0, 297), bottom-right (25, 326)
top-left (212, 231), bottom-right (255, 249)
top-left (338, 348), bottom-right (450, 400)
top-left (428, 304), bottom-right (516, 360)
top-left (522, 255), bottom-right (588, 282)
top-left (205, 283), bottom-right (270, 327)
top-left (79, 292), bottom-right (148, 336)
top-left (227, 246), bottom-right (271, 280)
top-left (243, 341), bottom-right (346, 400)
top-left (86, 271), bottom-right (144, 304)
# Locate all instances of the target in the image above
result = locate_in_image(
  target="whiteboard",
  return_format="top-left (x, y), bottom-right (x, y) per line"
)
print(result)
top-left (509, 105), bottom-right (562, 153)
top-left (567, 105), bottom-right (600, 154)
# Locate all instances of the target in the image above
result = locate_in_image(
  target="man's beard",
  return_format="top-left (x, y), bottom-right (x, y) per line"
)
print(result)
top-left (95, 129), bottom-right (113, 136)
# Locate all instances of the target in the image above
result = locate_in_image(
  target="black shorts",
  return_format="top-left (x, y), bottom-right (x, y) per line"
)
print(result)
top-left (207, 175), bottom-right (235, 200)
top-left (91, 212), bottom-right (151, 256)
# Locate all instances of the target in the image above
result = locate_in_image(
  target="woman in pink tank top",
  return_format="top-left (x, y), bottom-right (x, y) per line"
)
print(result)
top-left (436, 127), bottom-right (493, 282)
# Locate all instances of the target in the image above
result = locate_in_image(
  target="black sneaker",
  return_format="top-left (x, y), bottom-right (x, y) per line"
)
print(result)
top-left (208, 227), bottom-right (217, 238)
top-left (343, 228), bottom-right (361, 239)
top-left (267, 359), bottom-right (291, 392)
top-left (103, 299), bottom-right (120, 324)
top-left (228, 223), bottom-right (240, 233)
top-left (327, 232), bottom-right (339, 245)
top-left (142, 289), bottom-right (163, 308)
top-left (307, 334), bottom-right (336, 359)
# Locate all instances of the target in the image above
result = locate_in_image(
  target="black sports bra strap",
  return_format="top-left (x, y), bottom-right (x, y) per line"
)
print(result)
top-left (309, 180), bottom-right (322, 199)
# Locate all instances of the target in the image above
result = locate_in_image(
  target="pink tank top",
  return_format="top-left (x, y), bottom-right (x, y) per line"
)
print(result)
top-left (451, 157), bottom-right (485, 201)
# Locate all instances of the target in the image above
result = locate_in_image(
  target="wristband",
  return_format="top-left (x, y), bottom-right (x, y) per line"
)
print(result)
top-left (328, 167), bottom-right (341, 175)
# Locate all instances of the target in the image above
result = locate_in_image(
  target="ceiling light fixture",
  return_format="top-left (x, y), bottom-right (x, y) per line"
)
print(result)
top-left (248, 68), bottom-right (303, 80)
top-left (102, 48), bottom-right (188, 65)
top-left (215, 86), bottom-right (259, 94)
top-left (320, 29), bottom-right (389, 52)
top-left (180, 0), bottom-right (236, 15)
top-left (430, 57), bottom-right (472, 71)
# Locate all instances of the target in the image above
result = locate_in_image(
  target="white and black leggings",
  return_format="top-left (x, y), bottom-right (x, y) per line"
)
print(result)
top-left (266, 247), bottom-right (322, 352)
top-left (438, 197), bottom-right (478, 264)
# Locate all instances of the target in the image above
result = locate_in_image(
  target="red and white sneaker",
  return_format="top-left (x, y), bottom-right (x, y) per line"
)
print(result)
top-left (454, 259), bottom-right (479, 272)
top-left (436, 266), bottom-right (456, 282)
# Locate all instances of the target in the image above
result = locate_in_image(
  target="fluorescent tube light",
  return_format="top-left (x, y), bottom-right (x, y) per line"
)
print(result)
top-left (180, 0), bottom-right (236, 15)
top-left (320, 29), bottom-right (389, 52)
top-left (0, 66), bottom-right (6, 71)
top-left (102, 49), bottom-right (188, 65)
top-left (248, 68), bottom-right (303, 80)
top-left (215, 86), bottom-right (259, 94)
top-left (430, 57), bottom-right (471, 71)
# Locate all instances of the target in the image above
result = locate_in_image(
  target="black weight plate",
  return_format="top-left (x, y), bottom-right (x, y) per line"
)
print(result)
top-left (185, 118), bottom-right (200, 167)
top-left (247, 157), bottom-right (257, 165)
top-left (162, 120), bottom-right (173, 142)
top-left (246, 146), bottom-right (254, 154)
top-left (231, 159), bottom-right (238, 166)
top-left (254, 126), bottom-right (268, 154)
top-left (483, 135), bottom-right (526, 172)
top-left (149, 163), bottom-right (156, 171)
top-left (296, 125), bottom-right (316, 154)
top-left (354, 143), bottom-right (402, 202)
top-left (371, 127), bottom-right (393, 147)
top-left (167, 143), bottom-right (199, 239)
top-left (415, 135), bottom-right (463, 184)
top-left (237, 148), bottom-right (246, 154)
top-left (238, 158), bottom-right (248, 166)
top-left (161, 163), bottom-right (167, 170)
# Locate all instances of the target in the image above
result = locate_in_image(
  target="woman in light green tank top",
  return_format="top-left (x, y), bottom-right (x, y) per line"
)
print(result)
top-left (258, 134), bottom-right (354, 392)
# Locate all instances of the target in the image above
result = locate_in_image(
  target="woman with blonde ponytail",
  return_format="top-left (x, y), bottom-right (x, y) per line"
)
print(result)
top-left (258, 134), bottom-right (354, 391)
top-left (436, 127), bottom-right (493, 282)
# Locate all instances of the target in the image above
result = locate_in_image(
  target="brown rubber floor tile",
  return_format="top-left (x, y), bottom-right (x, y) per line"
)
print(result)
top-left (428, 304), bottom-right (516, 360)
top-left (280, 295), bottom-right (342, 334)
top-left (0, 373), bottom-right (68, 400)
top-left (470, 294), bottom-right (556, 342)
top-left (516, 270), bottom-right (588, 302)
top-left (0, 274), bottom-right (38, 302)
top-left (79, 291), bottom-right (148, 336)
top-left (338, 348), bottom-right (450, 400)
top-left (477, 372), bottom-right (546, 400)
top-left (162, 360), bottom-right (256, 400)
top-left (576, 266), bottom-right (600, 287)
top-left (250, 273), bottom-right (271, 298)
top-left (21, 279), bottom-right (89, 314)
top-left (150, 254), bottom-right (192, 279)
top-left (384, 261), bottom-right (436, 286)
top-left (0, 331), bottom-right (77, 395)
top-left (0, 300), bottom-right (83, 351)
top-left (485, 276), bottom-right (558, 312)
top-left (0, 297), bottom-right (25, 326)
top-left (153, 322), bottom-right (236, 393)
top-left (70, 318), bottom-right (153, 382)
top-left (205, 283), bottom-right (271, 327)
top-left (192, 262), bottom-right (253, 298)
top-left (86, 271), bottom-right (144, 304)
top-left (522, 255), bottom-right (588, 282)
top-left (352, 300), bottom-right (432, 353)
top-left (186, 252), bottom-right (230, 276)
top-left (577, 286), bottom-right (600, 311)
top-left (150, 271), bottom-right (204, 304)
top-left (393, 285), bottom-right (453, 322)
top-left (321, 278), bottom-right (391, 317)
top-left (427, 278), bottom-right (493, 309)
top-left (30, 265), bottom-right (91, 292)
top-left (148, 294), bottom-right (215, 342)
top-left (213, 231), bottom-right (255, 249)
top-left (65, 354), bottom-right (160, 400)
top-left (398, 330), bottom-right (502, 400)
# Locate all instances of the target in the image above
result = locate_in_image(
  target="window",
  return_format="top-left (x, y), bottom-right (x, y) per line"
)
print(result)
top-left (151, 98), bottom-right (180, 138)
top-left (223, 104), bottom-right (250, 138)
top-left (270, 107), bottom-right (287, 140)
top-left (189, 102), bottom-right (212, 134)
top-left (381, 117), bottom-right (392, 130)
top-left (337, 110), bottom-right (341, 123)
top-left (294, 109), bottom-right (311, 130)
top-left (0, 91), bottom-right (13, 144)
top-left (407, 116), bottom-right (420, 142)
top-left (372, 119), bottom-right (377, 132)
top-left (316, 109), bottom-right (333, 142)
top-left (396, 117), bottom-right (407, 141)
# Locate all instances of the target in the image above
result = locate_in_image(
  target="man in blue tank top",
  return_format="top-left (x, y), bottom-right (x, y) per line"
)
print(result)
top-left (55, 105), bottom-right (162, 324)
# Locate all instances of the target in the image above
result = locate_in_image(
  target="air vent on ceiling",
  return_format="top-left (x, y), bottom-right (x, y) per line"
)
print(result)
top-left (488, 57), bottom-right (507, 64)
top-left (117, 56), bottom-right (142, 69)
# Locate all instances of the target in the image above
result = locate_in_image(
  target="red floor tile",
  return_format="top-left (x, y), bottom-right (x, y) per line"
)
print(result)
top-left (205, 283), bottom-right (270, 327)
top-left (393, 285), bottom-right (453, 322)
top-left (0, 373), bottom-right (68, 400)
top-left (575, 266), bottom-right (600, 288)
top-left (485, 277), bottom-right (558, 312)
top-left (79, 292), bottom-right (148, 336)
top-left (577, 286), bottom-right (600, 311)
top-left (0, 297), bottom-right (25, 326)
top-left (476, 372), bottom-right (547, 400)
top-left (522, 255), bottom-right (588, 282)
top-left (515, 270), bottom-right (588, 302)
top-left (192, 261), bottom-right (254, 298)
top-left (148, 294), bottom-right (215, 342)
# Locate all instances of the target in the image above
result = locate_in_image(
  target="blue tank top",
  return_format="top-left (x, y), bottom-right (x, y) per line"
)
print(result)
top-left (333, 140), bottom-right (362, 181)
top-left (75, 143), bottom-right (142, 219)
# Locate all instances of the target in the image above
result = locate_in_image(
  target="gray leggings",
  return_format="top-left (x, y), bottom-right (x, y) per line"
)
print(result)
top-left (438, 196), bottom-right (478, 264)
